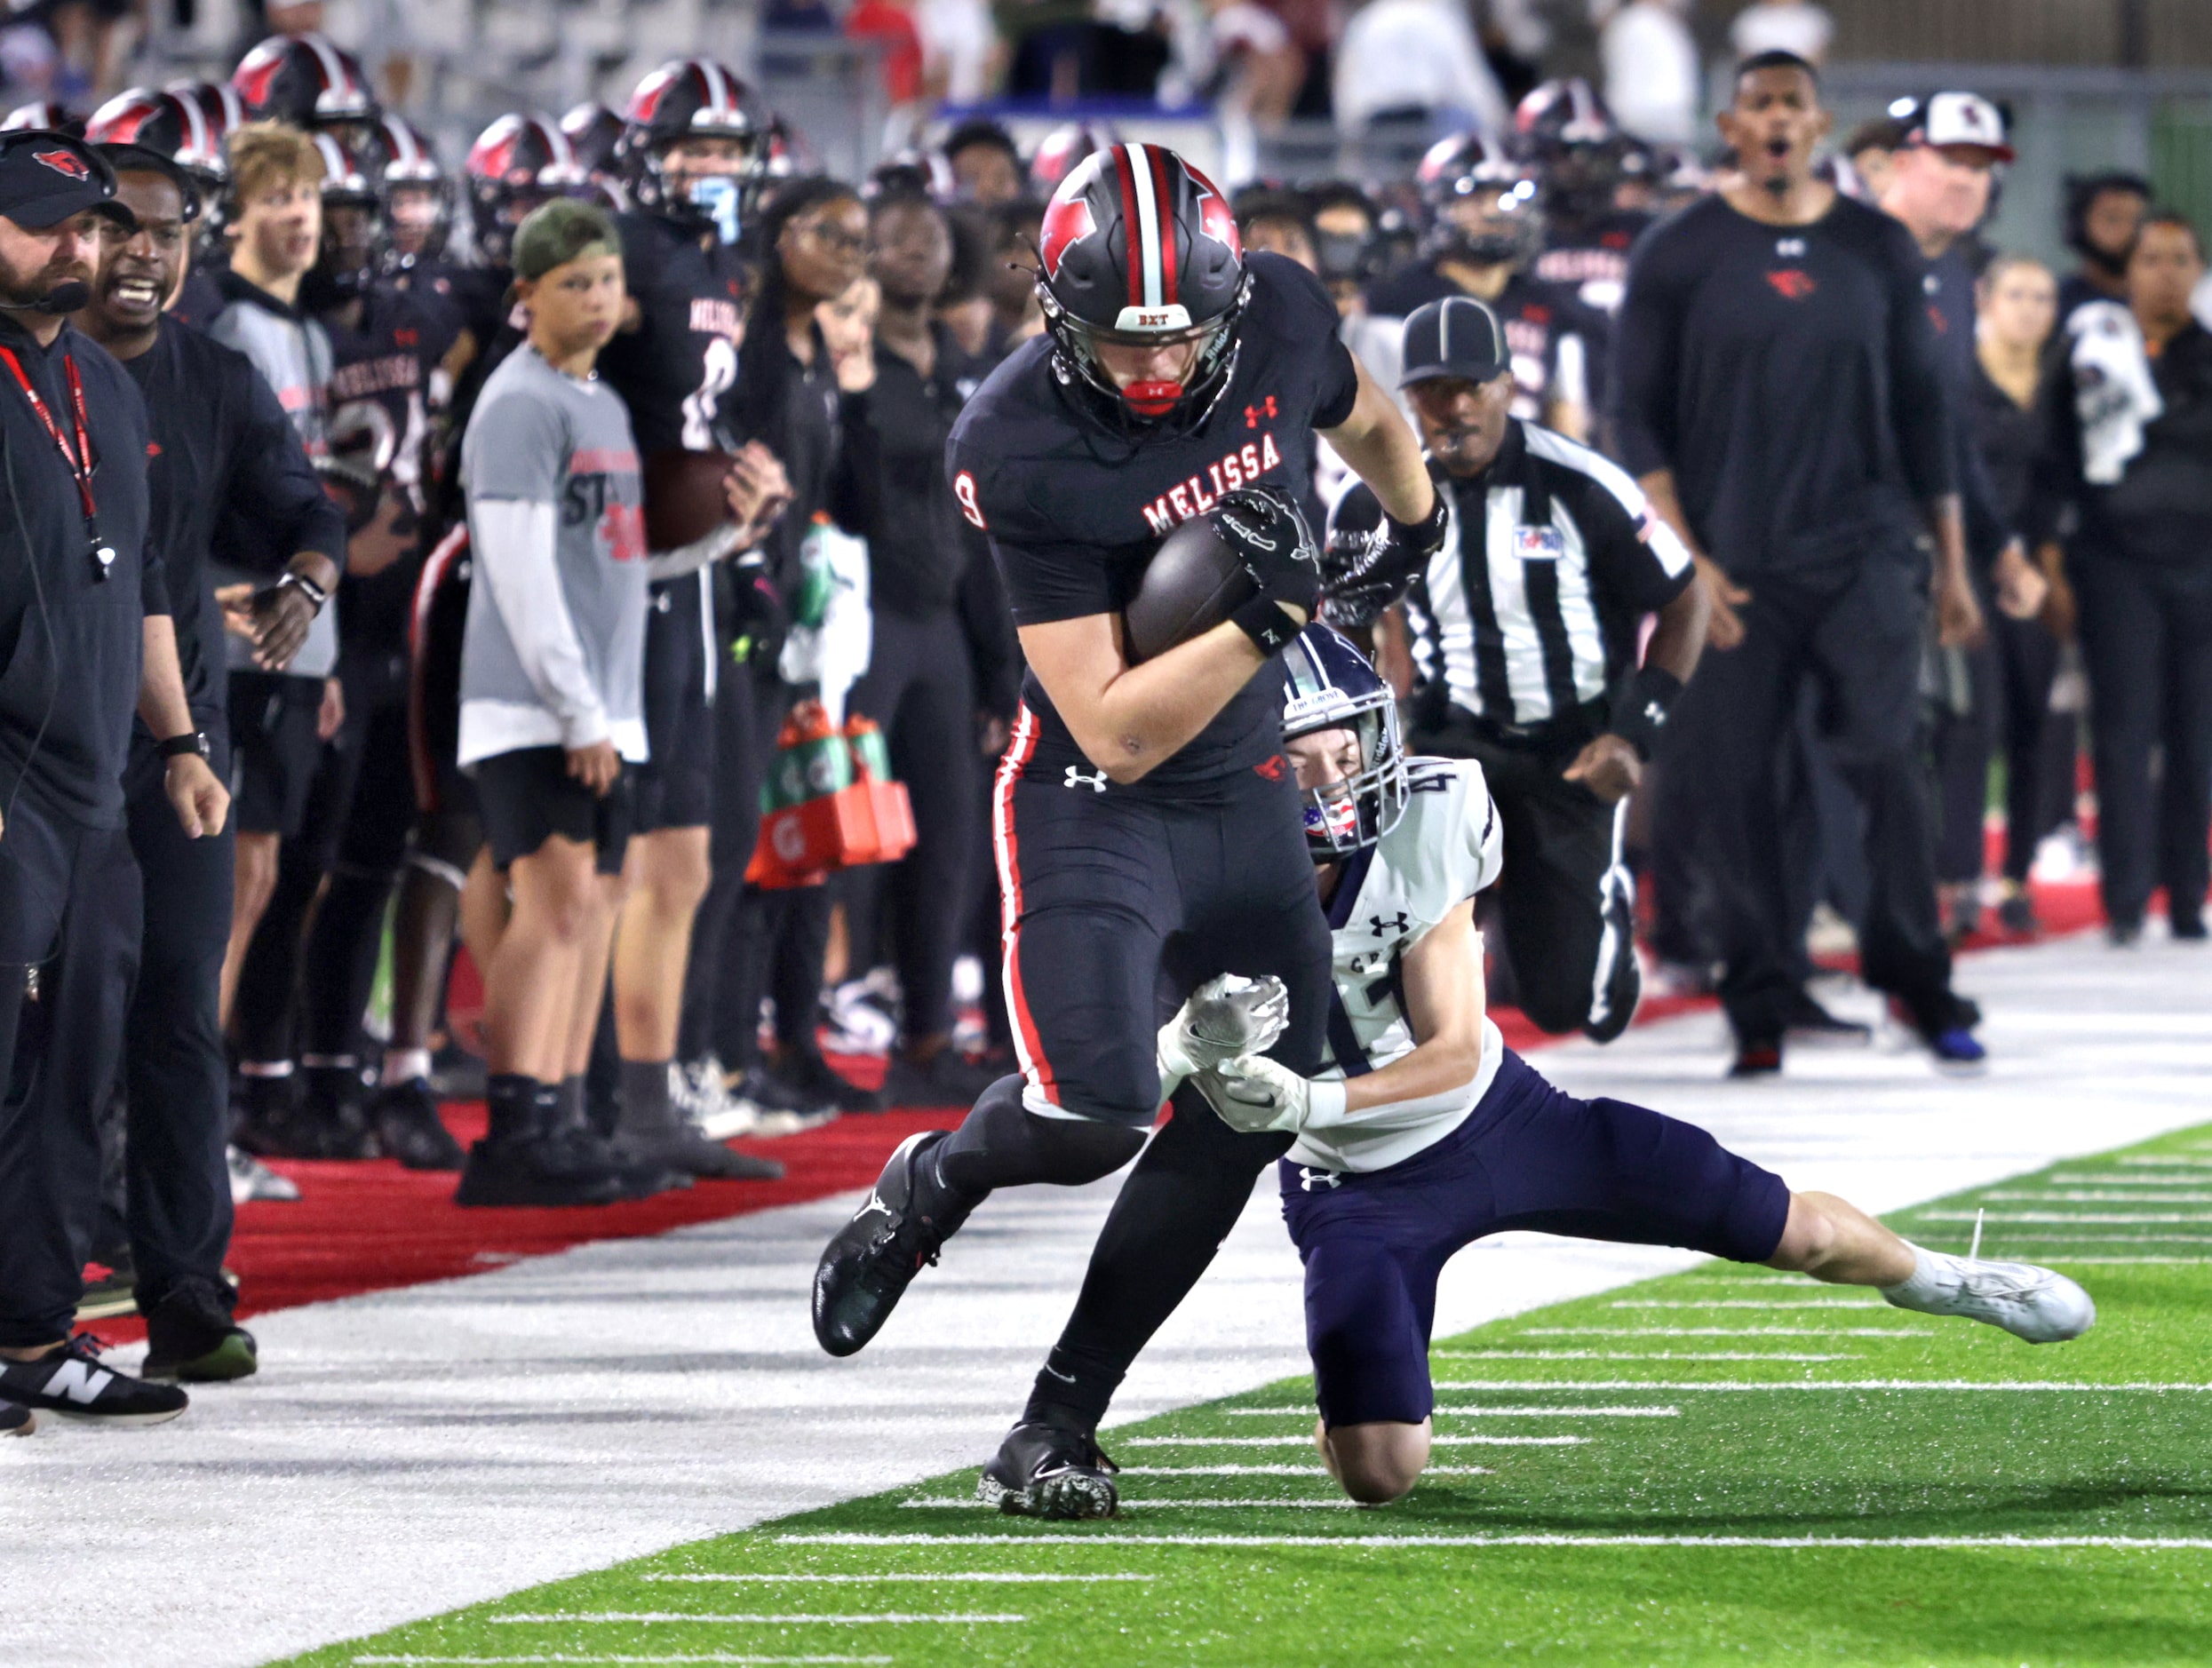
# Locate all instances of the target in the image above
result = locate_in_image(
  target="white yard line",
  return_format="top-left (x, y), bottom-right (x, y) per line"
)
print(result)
top-left (776, 1532), bottom-right (2212, 1551)
top-left (7, 932), bottom-right (2209, 1668)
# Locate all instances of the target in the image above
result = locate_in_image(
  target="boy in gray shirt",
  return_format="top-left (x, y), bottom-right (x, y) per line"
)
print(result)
top-left (455, 200), bottom-right (778, 1205)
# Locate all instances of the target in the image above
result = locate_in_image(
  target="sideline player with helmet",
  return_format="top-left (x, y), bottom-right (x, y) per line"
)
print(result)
top-left (812, 142), bottom-right (1445, 1518)
top-left (1516, 77), bottom-right (1651, 317)
top-left (1368, 132), bottom-right (1602, 443)
top-left (1181, 626), bottom-right (2094, 1505)
top-left (597, 59), bottom-right (793, 1173)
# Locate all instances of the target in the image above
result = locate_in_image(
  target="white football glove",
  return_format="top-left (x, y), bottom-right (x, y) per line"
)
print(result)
top-left (1158, 973), bottom-right (1292, 1082)
top-left (1195, 1052), bottom-right (1348, 1135)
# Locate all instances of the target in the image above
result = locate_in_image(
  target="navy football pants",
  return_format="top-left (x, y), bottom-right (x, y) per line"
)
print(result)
top-left (1281, 1049), bottom-right (1791, 1427)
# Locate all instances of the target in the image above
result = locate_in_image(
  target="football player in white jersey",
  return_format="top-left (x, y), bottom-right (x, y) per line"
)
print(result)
top-left (1155, 626), bottom-right (2097, 1505)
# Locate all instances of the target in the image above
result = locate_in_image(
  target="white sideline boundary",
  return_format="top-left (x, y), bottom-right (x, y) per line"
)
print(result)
top-left (4, 930), bottom-right (2211, 1668)
top-left (775, 1533), bottom-right (2212, 1552)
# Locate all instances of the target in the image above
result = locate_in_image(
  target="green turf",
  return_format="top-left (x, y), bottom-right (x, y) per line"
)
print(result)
top-left (283, 1123), bottom-right (2212, 1668)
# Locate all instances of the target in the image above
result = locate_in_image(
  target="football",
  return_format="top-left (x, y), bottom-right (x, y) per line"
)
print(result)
top-left (1122, 513), bottom-right (1257, 663)
top-left (643, 447), bottom-right (736, 552)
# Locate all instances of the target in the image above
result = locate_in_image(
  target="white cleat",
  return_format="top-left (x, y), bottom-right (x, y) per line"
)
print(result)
top-left (1882, 1248), bottom-right (2096, 1343)
top-left (227, 1144), bottom-right (300, 1204)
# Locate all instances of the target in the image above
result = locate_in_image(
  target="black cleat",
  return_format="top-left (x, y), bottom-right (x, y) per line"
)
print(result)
top-left (615, 1123), bottom-right (784, 1182)
top-left (778, 1048), bottom-right (889, 1114)
top-left (298, 1064), bottom-right (379, 1158)
top-left (141, 1277), bottom-right (258, 1383)
top-left (370, 1079), bottom-right (466, 1171)
top-left (456, 1120), bottom-right (635, 1208)
top-left (812, 1131), bottom-right (972, 1356)
top-left (1783, 992), bottom-right (1873, 1046)
top-left (977, 1422), bottom-right (1120, 1519)
top-left (0, 1335), bottom-right (187, 1426)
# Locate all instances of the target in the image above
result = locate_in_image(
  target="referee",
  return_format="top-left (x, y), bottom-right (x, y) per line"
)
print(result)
top-left (0, 131), bottom-right (218, 1426)
top-left (1334, 296), bottom-right (1707, 1041)
top-left (1614, 52), bottom-right (1985, 1076)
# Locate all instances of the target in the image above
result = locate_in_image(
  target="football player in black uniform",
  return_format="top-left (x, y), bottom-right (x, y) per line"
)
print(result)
top-left (595, 60), bottom-right (788, 1177)
top-left (812, 143), bottom-right (1444, 1518)
top-left (1366, 133), bottom-right (1602, 444)
top-left (1516, 78), bottom-right (1651, 319)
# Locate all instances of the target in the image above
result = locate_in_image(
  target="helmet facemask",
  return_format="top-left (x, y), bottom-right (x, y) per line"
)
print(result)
top-left (1038, 266), bottom-right (1248, 438)
top-left (1284, 692), bottom-right (1411, 864)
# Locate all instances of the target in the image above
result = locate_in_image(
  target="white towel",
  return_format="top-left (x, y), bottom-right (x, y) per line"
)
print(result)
top-left (2065, 299), bottom-right (2164, 486)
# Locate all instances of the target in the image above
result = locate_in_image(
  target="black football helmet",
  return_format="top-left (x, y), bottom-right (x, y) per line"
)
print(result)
top-left (560, 101), bottom-right (628, 209)
top-left (617, 59), bottom-right (768, 240)
top-left (1513, 77), bottom-right (1620, 223)
top-left (1036, 141), bottom-right (1247, 435)
top-left (465, 114), bottom-right (585, 266)
top-left (371, 113), bottom-right (450, 266)
top-left (232, 33), bottom-right (378, 141)
top-left (1418, 131), bottom-right (1543, 267)
top-left (86, 88), bottom-right (221, 205)
top-left (3, 101), bottom-right (84, 137)
top-left (302, 131), bottom-right (384, 310)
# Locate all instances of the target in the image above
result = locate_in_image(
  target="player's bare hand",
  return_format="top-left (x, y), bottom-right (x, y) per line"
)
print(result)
top-left (165, 755), bottom-right (230, 838)
top-left (567, 739), bottom-right (622, 797)
top-left (215, 582), bottom-right (259, 641)
top-left (1936, 568), bottom-right (1985, 649)
top-left (316, 678), bottom-right (346, 742)
top-left (1563, 734), bottom-right (1643, 804)
top-left (1695, 555), bottom-right (1749, 651)
top-left (1993, 540), bottom-right (2048, 622)
top-left (725, 442), bottom-right (793, 545)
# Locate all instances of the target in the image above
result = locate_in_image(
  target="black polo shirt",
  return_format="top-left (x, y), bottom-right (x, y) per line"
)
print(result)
top-left (0, 314), bottom-right (158, 830)
top-left (122, 316), bottom-right (347, 727)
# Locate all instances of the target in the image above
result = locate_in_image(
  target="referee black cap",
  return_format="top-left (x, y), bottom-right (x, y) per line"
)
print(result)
top-left (1400, 296), bottom-right (1508, 389)
top-left (0, 129), bottom-right (133, 231)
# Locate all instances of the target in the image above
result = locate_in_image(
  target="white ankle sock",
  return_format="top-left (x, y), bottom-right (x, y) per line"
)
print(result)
top-left (382, 1048), bottom-right (433, 1088)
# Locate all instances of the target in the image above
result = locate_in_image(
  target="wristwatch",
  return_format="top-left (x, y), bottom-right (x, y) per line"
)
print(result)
top-left (275, 569), bottom-right (330, 611)
top-left (156, 729), bottom-right (211, 761)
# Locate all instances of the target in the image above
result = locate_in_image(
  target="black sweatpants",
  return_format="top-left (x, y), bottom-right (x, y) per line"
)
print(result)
top-left (1667, 556), bottom-right (1954, 1041)
top-left (0, 804), bottom-right (140, 1346)
top-left (1412, 711), bottom-right (1639, 1040)
top-left (2074, 550), bottom-right (2212, 929)
top-left (844, 606), bottom-right (978, 1042)
top-left (120, 725), bottom-right (235, 1308)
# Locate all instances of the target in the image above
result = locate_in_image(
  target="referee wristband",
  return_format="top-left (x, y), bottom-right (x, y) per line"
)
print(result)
top-left (1609, 666), bottom-right (1683, 762)
top-left (1229, 593), bottom-right (1304, 657)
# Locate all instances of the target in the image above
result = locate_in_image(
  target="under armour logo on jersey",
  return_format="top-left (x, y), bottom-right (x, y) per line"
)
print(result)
top-left (1766, 269), bottom-right (1818, 301)
top-left (1244, 395), bottom-right (1277, 428)
top-left (1064, 766), bottom-right (1108, 792)
top-left (1297, 1166), bottom-right (1342, 1191)
top-left (1369, 912), bottom-right (1410, 937)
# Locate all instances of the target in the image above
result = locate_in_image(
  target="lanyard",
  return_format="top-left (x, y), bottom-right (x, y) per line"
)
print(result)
top-left (0, 343), bottom-right (112, 582)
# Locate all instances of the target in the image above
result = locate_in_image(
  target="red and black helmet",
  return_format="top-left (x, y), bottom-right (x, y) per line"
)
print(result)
top-left (1513, 77), bottom-right (1621, 220)
top-left (2, 101), bottom-right (84, 137)
top-left (1417, 131), bottom-right (1543, 266)
top-left (164, 80), bottom-right (245, 159)
top-left (617, 58), bottom-right (768, 228)
top-left (465, 113), bottom-right (585, 266)
top-left (1028, 120), bottom-right (1118, 197)
top-left (232, 33), bottom-right (378, 134)
top-left (1036, 141), bottom-right (1247, 433)
top-left (372, 114), bottom-right (451, 265)
top-left (87, 87), bottom-right (226, 190)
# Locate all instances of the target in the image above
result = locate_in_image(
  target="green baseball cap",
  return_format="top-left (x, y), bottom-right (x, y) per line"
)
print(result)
top-left (511, 197), bottom-right (622, 282)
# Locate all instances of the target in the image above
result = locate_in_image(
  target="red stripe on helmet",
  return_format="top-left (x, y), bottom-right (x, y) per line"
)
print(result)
top-left (1147, 145), bottom-right (1178, 306)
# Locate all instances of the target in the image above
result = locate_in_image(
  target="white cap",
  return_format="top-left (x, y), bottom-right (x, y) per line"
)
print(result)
top-left (1898, 91), bottom-right (2013, 163)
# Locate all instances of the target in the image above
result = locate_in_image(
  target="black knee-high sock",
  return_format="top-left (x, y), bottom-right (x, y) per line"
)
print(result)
top-left (1023, 1084), bottom-right (1292, 1432)
top-left (933, 1073), bottom-right (1147, 1201)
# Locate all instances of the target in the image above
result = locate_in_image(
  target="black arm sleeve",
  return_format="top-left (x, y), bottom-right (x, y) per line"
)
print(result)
top-left (1883, 228), bottom-right (1956, 504)
top-left (230, 360), bottom-right (348, 572)
top-left (1611, 231), bottom-right (1683, 480)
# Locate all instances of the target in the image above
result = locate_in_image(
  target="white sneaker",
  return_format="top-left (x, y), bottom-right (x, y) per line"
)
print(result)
top-left (227, 1145), bottom-right (300, 1204)
top-left (672, 1058), bottom-right (759, 1141)
top-left (1882, 1248), bottom-right (2096, 1343)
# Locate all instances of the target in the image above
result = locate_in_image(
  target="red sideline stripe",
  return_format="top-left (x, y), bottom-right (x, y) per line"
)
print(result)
top-left (1112, 144), bottom-right (1144, 308)
top-left (992, 705), bottom-right (1059, 1106)
top-left (1148, 145), bottom-right (1179, 306)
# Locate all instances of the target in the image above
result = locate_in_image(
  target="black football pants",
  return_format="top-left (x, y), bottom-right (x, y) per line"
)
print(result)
top-left (1667, 556), bottom-right (1955, 1042)
top-left (0, 802), bottom-right (140, 1347)
top-left (2074, 549), bottom-right (2212, 930)
top-left (1412, 711), bottom-right (1640, 1041)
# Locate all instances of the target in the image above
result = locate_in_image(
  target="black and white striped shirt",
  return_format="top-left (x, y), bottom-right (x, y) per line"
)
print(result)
top-left (1337, 420), bottom-right (1693, 739)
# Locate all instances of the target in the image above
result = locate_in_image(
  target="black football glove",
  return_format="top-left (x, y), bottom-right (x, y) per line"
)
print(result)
top-left (1322, 488), bottom-right (1449, 627)
top-left (727, 552), bottom-right (790, 669)
top-left (1213, 484), bottom-right (1321, 655)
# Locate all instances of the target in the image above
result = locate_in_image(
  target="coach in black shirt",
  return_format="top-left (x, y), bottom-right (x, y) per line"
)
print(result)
top-left (0, 132), bottom-right (224, 1426)
top-left (1336, 295), bottom-right (1707, 1041)
top-left (70, 143), bottom-right (346, 1381)
top-left (1614, 52), bottom-right (1986, 1076)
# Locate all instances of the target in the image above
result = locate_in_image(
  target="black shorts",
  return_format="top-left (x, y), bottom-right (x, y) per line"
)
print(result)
top-left (631, 571), bottom-right (715, 834)
top-left (991, 704), bottom-right (1334, 1124)
top-left (408, 527), bottom-right (474, 819)
top-left (474, 746), bottom-right (634, 875)
top-left (227, 671), bottom-right (327, 838)
top-left (1281, 1049), bottom-right (1792, 1427)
